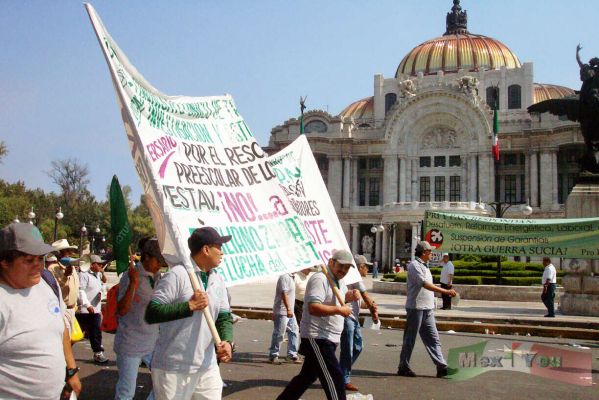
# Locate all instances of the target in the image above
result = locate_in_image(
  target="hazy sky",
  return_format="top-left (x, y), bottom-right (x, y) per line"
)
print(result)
top-left (1, 0), bottom-right (597, 205)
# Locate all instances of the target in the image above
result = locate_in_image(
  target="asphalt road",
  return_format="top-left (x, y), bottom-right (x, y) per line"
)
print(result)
top-left (74, 319), bottom-right (598, 400)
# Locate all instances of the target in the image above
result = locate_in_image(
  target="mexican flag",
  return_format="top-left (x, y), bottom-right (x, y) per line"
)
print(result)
top-left (492, 107), bottom-right (499, 161)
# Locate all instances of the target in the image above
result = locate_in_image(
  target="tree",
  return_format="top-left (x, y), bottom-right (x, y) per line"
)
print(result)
top-left (0, 141), bottom-right (7, 164)
top-left (46, 158), bottom-right (90, 208)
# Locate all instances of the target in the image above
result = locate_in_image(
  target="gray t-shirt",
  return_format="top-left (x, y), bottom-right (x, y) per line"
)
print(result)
top-left (114, 263), bottom-right (161, 356)
top-left (78, 270), bottom-right (103, 313)
top-left (405, 258), bottom-right (435, 310)
top-left (151, 264), bottom-right (230, 373)
top-left (300, 271), bottom-right (347, 343)
top-left (347, 280), bottom-right (367, 320)
top-left (273, 273), bottom-right (295, 316)
top-left (0, 281), bottom-right (66, 400)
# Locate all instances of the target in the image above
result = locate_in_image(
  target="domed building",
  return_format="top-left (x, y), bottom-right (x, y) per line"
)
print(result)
top-left (266, 0), bottom-right (583, 268)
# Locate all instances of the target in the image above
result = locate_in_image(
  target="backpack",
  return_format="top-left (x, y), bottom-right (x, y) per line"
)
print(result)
top-left (101, 283), bottom-right (119, 334)
top-left (41, 269), bottom-right (60, 299)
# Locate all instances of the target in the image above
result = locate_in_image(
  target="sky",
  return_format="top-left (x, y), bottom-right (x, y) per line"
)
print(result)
top-left (1, 0), bottom-right (598, 206)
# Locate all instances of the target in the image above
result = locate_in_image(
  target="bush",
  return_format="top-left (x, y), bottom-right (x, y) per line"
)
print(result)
top-left (453, 276), bottom-right (482, 285)
top-left (393, 273), bottom-right (407, 283)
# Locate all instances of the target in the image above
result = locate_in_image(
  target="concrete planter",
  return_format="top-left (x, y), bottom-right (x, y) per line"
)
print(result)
top-left (372, 280), bottom-right (564, 302)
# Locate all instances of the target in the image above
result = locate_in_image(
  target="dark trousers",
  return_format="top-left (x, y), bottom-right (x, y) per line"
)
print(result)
top-left (76, 312), bottom-right (103, 353)
top-left (440, 283), bottom-right (452, 309)
top-left (542, 283), bottom-right (556, 316)
top-left (294, 299), bottom-right (304, 326)
top-left (277, 338), bottom-right (346, 400)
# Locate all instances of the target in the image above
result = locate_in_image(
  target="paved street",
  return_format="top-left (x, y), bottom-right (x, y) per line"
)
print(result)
top-left (74, 319), bottom-right (598, 400)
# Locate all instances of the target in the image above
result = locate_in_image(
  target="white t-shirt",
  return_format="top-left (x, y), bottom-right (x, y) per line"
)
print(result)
top-left (294, 271), bottom-right (311, 302)
top-left (440, 260), bottom-right (455, 284)
top-left (151, 264), bottom-right (230, 373)
top-left (542, 264), bottom-right (557, 284)
top-left (78, 270), bottom-right (103, 313)
top-left (300, 272), bottom-right (347, 343)
top-left (0, 281), bottom-right (66, 400)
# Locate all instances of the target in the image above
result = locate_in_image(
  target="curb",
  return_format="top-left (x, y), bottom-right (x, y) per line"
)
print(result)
top-left (231, 307), bottom-right (599, 341)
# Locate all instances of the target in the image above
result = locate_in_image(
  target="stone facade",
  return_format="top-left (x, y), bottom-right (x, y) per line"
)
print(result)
top-left (265, 2), bottom-right (588, 270)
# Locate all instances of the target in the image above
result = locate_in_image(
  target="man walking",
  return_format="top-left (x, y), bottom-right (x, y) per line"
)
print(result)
top-left (439, 253), bottom-right (454, 310)
top-left (277, 249), bottom-right (357, 400)
top-left (114, 237), bottom-right (166, 400)
top-left (397, 241), bottom-right (456, 378)
top-left (145, 227), bottom-right (233, 400)
top-left (541, 257), bottom-right (557, 317)
top-left (268, 272), bottom-right (300, 364)
top-left (77, 254), bottom-right (109, 364)
top-left (340, 255), bottom-right (378, 392)
top-left (372, 259), bottom-right (379, 279)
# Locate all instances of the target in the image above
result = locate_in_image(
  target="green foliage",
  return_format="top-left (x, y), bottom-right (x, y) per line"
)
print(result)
top-left (453, 276), bottom-right (482, 285)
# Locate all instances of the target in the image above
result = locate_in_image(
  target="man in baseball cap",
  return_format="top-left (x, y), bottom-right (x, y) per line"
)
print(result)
top-left (146, 227), bottom-right (234, 399)
top-left (0, 223), bottom-right (81, 398)
top-left (278, 249), bottom-right (355, 399)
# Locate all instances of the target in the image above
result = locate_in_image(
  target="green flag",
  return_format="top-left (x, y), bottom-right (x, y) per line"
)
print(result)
top-left (110, 175), bottom-right (132, 275)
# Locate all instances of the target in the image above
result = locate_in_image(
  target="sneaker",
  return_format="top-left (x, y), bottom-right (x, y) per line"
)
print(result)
top-left (269, 356), bottom-right (282, 365)
top-left (397, 367), bottom-right (417, 377)
top-left (436, 367), bottom-right (448, 378)
top-left (345, 383), bottom-right (359, 391)
top-left (288, 355), bottom-right (303, 364)
top-left (93, 351), bottom-right (108, 364)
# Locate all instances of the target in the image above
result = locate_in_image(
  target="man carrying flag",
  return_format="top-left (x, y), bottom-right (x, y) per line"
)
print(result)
top-left (145, 227), bottom-right (234, 400)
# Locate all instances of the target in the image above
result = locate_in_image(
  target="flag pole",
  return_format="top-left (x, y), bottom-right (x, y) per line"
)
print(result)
top-left (319, 263), bottom-right (356, 321)
top-left (300, 96), bottom-right (307, 134)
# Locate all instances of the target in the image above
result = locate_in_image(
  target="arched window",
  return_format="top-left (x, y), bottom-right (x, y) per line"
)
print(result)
top-left (385, 93), bottom-right (397, 114)
top-left (486, 86), bottom-right (499, 110)
top-left (508, 85), bottom-right (521, 109)
top-left (304, 120), bottom-right (327, 133)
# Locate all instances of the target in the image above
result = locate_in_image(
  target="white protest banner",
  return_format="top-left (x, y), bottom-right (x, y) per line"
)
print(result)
top-left (85, 4), bottom-right (360, 287)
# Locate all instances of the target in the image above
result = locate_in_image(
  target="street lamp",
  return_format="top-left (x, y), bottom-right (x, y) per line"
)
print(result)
top-left (370, 225), bottom-right (384, 233)
top-left (13, 217), bottom-right (20, 223)
top-left (27, 207), bottom-right (36, 225)
top-left (80, 224), bottom-right (87, 257)
top-left (477, 198), bottom-right (534, 283)
top-left (91, 225), bottom-right (101, 254)
top-left (53, 207), bottom-right (64, 242)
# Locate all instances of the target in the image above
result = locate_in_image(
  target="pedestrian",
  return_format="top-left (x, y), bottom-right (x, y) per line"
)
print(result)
top-left (77, 253), bottom-right (110, 364)
top-left (372, 259), bottom-right (379, 279)
top-left (293, 267), bottom-right (312, 325)
top-left (47, 239), bottom-right (80, 335)
top-left (340, 255), bottom-right (379, 392)
top-left (145, 227), bottom-right (234, 400)
top-left (541, 257), bottom-right (557, 317)
top-left (114, 237), bottom-right (166, 400)
top-left (268, 272), bottom-right (301, 364)
top-left (277, 249), bottom-right (357, 400)
top-left (0, 222), bottom-right (81, 399)
top-left (397, 241), bottom-right (456, 378)
top-left (439, 253), bottom-right (454, 310)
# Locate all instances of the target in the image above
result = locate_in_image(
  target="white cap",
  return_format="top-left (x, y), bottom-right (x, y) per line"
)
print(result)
top-left (442, 253), bottom-right (449, 257)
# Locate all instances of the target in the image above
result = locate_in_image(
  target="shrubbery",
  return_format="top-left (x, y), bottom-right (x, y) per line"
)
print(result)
top-left (380, 260), bottom-right (561, 286)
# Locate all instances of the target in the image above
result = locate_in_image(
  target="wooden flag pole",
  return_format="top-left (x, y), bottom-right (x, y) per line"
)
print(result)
top-left (319, 263), bottom-right (357, 321)
top-left (186, 268), bottom-right (221, 345)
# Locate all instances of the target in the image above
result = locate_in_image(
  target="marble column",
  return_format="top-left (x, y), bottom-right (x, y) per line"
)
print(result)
top-left (352, 157), bottom-right (359, 208)
top-left (343, 157), bottom-right (351, 209)
top-left (478, 153), bottom-right (493, 203)
top-left (461, 157), bottom-right (468, 202)
top-left (351, 224), bottom-right (360, 254)
top-left (411, 159), bottom-right (418, 202)
top-left (383, 155), bottom-right (398, 205)
top-left (539, 150), bottom-right (557, 208)
top-left (529, 151), bottom-right (539, 207)
top-left (382, 227), bottom-right (389, 270)
top-left (405, 157), bottom-right (413, 201)
top-left (468, 154), bottom-right (478, 202)
top-left (399, 157), bottom-right (407, 202)
top-left (375, 231), bottom-right (382, 262)
top-left (410, 222), bottom-right (420, 261)
top-left (391, 225), bottom-right (397, 264)
top-left (551, 151), bottom-right (559, 205)
top-left (327, 156), bottom-right (342, 210)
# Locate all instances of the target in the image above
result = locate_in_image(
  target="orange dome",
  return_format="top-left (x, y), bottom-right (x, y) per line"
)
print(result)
top-left (396, 1), bottom-right (521, 77)
top-left (532, 83), bottom-right (575, 105)
top-left (339, 97), bottom-right (374, 120)
top-left (396, 33), bottom-right (521, 77)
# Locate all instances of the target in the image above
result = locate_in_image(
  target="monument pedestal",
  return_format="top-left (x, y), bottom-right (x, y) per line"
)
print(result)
top-left (562, 174), bottom-right (599, 316)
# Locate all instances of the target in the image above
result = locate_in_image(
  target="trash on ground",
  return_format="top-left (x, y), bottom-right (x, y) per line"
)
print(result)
top-left (385, 343), bottom-right (399, 347)
top-left (446, 330), bottom-right (456, 333)
top-left (347, 393), bottom-right (374, 400)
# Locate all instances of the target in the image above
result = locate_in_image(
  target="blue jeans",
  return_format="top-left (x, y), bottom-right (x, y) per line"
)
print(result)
top-left (115, 352), bottom-right (155, 400)
top-left (340, 316), bottom-right (363, 384)
top-left (269, 314), bottom-right (299, 358)
top-left (399, 308), bottom-right (446, 371)
top-left (373, 266), bottom-right (379, 279)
